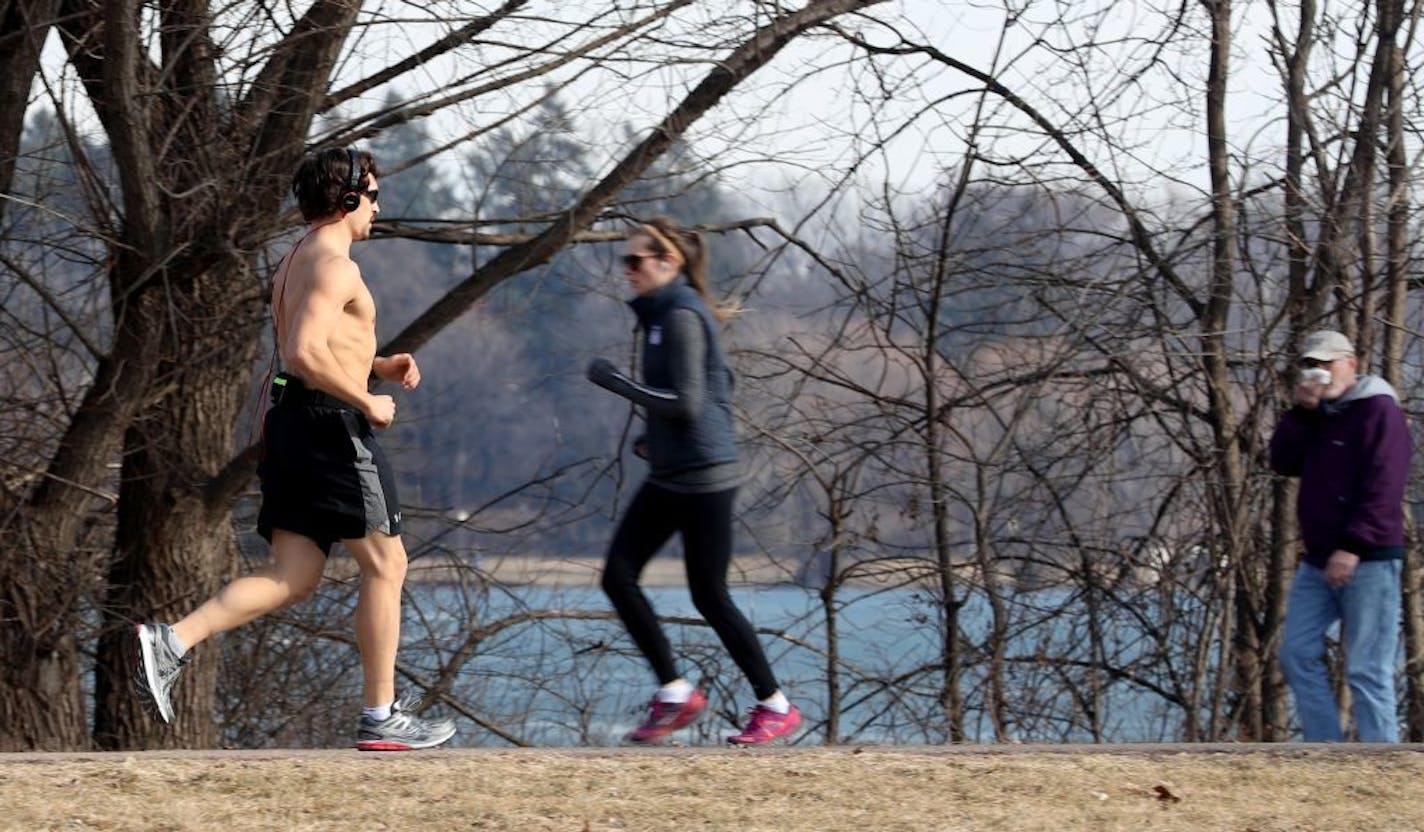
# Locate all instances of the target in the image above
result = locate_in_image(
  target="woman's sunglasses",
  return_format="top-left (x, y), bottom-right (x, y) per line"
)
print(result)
top-left (622, 253), bottom-right (655, 269)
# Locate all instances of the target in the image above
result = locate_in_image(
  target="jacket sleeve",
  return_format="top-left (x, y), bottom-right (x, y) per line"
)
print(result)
top-left (1340, 397), bottom-right (1412, 553)
top-left (1268, 407), bottom-right (1316, 476)
top-left (587, 309), bottom-right (706, 419)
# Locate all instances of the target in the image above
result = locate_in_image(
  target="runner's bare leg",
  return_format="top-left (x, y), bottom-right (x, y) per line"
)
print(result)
top-left (342, 532), bottom-right (408, 708)
top-left (170, 529), bottom-right (326, 650)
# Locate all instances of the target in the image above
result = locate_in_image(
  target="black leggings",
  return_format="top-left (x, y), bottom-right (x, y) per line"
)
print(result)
top-left (601, 483), bottom-right (779, 700)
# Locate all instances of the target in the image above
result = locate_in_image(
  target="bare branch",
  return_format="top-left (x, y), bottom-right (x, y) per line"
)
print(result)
top-left (382, 0), bottom-right (887, 357)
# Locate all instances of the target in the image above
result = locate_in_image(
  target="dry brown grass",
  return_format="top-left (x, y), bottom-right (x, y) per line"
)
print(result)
top-left (2, 746), bottom-right (1422, 831)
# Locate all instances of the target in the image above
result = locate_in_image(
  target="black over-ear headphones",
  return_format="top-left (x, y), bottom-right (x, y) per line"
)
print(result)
top-left (340, 147), bottom-right (363, 213)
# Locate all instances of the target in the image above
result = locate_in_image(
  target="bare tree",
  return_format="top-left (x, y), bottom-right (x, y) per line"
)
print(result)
top-left (741, 0), bottom-right (1424, 742)
top-left (8, 0), bottom-right (1423, 751)
top-left (0, 0), bottom-right (883, 751)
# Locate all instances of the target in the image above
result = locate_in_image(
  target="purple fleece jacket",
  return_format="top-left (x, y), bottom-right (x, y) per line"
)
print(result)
top-left (1269, 375), bottom-right (1411, 568)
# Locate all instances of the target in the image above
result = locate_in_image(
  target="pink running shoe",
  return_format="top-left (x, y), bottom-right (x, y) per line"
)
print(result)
top-left (727, 703), bottom-right (802, 746)
top-left (624, 688), bottom-right (708, 744)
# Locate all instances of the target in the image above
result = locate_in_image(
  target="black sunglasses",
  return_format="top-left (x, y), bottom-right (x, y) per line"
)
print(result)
top-left (1300, 357), bottom-right (1334, 368)
top-left (362, 189), bottom-right (379, 204)
top-left (622, 253), bottom-right (655, 269)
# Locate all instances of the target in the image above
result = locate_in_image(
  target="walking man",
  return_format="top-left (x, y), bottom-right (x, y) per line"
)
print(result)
top-left (134, 147), bottom-right (456, 750)
top-left (1271, 329), bottom-right (1410, 742)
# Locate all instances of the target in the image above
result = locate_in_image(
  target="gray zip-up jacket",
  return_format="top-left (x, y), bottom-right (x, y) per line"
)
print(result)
top-left (587, 278), bottom-right (740, 492)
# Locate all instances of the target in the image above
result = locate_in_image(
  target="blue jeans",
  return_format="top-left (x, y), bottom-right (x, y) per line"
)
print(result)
top-left (1278, 559), bottom-right (1402, 742)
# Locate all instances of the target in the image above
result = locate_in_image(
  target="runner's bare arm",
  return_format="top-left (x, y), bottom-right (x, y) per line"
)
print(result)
top-left (372, 353), bottom-right (420, 390)
top-left (282, 257), bottom-right (377, 411)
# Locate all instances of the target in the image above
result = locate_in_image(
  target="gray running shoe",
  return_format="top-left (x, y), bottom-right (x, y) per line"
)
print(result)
top-left (355, 694), bottom-right (457, 751)
top-left (134, 623), bottom-right (190, 724)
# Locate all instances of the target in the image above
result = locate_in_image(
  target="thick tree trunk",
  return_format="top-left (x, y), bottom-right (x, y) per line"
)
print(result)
top-left (5, 0), bottom-right (360, 751)
top-left (0, 589), bottom-right (88, 750)
top-left (93, 258), bottom-right (264, 749)
top-left (93, 481), bottom-right (233, 750)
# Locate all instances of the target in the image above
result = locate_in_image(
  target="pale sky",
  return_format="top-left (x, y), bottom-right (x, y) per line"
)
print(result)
top-left (26, 1), bottom-right (1375, 219)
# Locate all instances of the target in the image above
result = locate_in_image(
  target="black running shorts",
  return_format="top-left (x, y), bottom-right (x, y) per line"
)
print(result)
top-left (257, 375), bottom-right (403, 555)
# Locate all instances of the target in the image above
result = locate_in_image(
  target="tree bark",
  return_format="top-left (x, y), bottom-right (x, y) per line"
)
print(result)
top-left (93, 259), bottom-right (264, 750)
top-left (0, 0), bottom-right (62, 226)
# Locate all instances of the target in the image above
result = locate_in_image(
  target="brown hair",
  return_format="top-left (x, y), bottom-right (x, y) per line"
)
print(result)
top-left (636, 216), bottom-right (732, 322)
top-left (291, 147), bottom-right (380, 221)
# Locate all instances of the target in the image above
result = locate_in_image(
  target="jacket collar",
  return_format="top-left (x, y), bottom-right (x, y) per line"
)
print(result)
top-left (1322, 373), bottom-right (1400, 415)
top-left (628, 276), bottom-right (689, 326)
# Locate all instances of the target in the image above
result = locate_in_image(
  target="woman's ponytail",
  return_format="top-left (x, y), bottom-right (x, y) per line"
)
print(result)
top-left (641, 216), bottom-right (733, 322)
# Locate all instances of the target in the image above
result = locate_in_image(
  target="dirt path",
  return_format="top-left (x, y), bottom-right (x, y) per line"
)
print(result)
top-left (3, 744), bottom-right (1422, 831)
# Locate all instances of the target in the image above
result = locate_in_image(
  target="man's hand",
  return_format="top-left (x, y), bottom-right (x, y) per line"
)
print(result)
top-left (1293, 379), bottom-right (1324, 410)
top-left (364, 393), bottom-right (397, 428)
top-left (1324, 549), bottom-right (1360, 588)
top-left (374, 353), bottom-right (421, 389)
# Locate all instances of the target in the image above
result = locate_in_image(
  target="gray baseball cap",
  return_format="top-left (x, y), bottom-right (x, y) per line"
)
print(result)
top-left (1300, 330), bottom-right (1354, 361)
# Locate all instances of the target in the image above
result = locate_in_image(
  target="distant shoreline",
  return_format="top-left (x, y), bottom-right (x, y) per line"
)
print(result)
top-left (321, 552), bottom-right (937, 589)
top-left (309, 551), bottom-right (1170, 593)
top-left (384, 553), bottom-right (799, 588)
top-left (312, 552), bottom-right (777, 588)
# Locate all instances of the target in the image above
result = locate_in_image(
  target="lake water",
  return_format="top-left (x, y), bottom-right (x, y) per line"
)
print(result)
top-left (398, 579), bottom-right (1183, 746)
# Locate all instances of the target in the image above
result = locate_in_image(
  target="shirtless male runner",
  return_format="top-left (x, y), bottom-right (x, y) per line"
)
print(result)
top-left (134, 147), bottom-right (456, 751)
